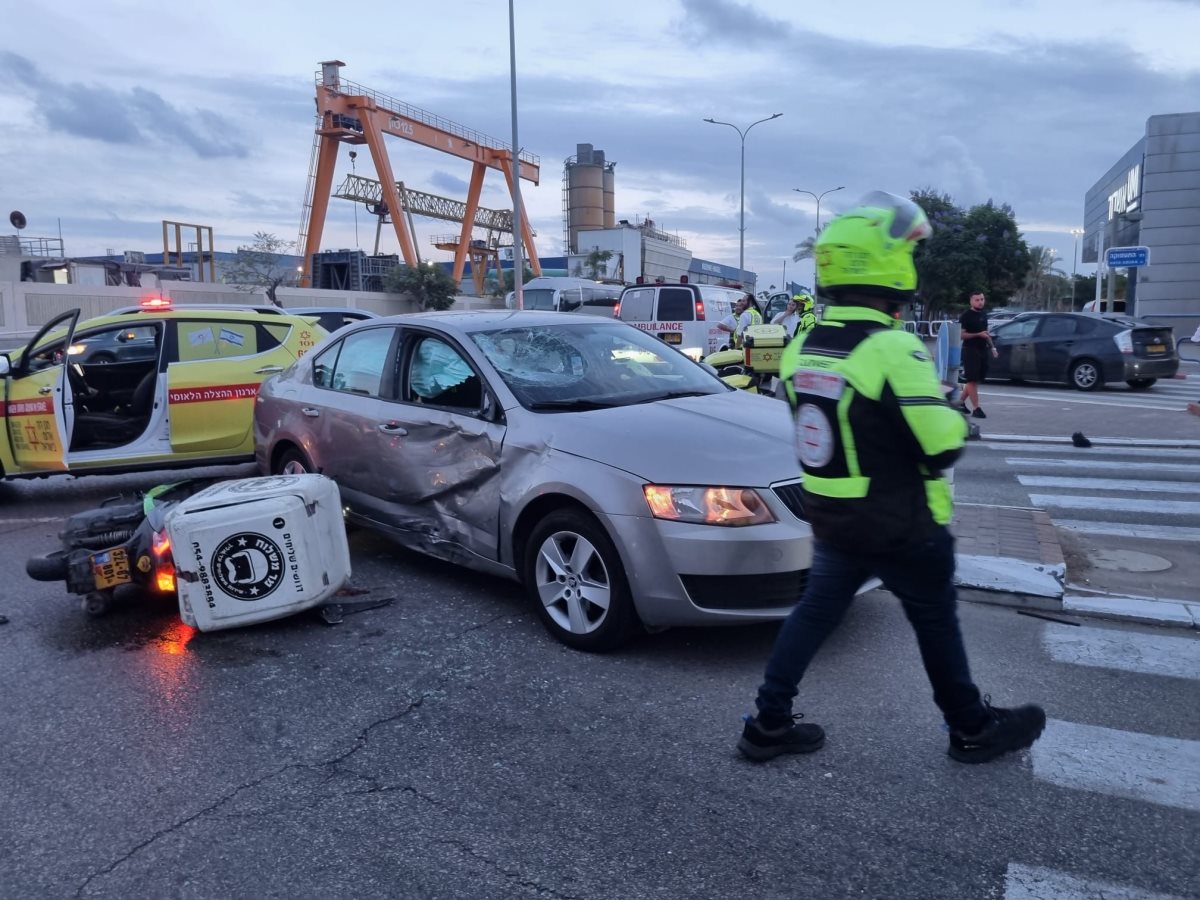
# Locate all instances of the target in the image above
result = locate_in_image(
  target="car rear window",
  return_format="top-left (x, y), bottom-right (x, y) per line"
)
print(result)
top-left (617, 288), bottom-right (654, 322)
top-left (656, 288), bottom-right (695, 322)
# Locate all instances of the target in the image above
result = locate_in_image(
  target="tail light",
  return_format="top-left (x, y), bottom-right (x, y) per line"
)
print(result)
top-left (613, 302), bottom-right (621, 318)
top-left (152, 530), bottom-right (176, 593)
top-left (695, 299), bottom-right (705, 320)
top-left (1113, 330), bottom-right (1133, 354)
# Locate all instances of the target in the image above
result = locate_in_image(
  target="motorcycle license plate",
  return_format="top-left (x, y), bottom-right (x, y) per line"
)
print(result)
top-left (662, 332), bottom-right (682, 344)
top-left (1147, 343), bottom-right (1165, 353)
top-left (92, 548), bottom-right (132, 590)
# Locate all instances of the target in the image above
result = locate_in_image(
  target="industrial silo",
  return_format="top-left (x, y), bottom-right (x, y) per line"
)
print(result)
top-left (565, 143), bottom-right (616, 252)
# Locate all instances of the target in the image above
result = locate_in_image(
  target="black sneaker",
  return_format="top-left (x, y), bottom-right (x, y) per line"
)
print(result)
top-left (737, 714), bottom-right (825, 762)
top-left (971, 407), bottom-right (987, 419)
top-left (948, 703), bottom-right (1046, 764)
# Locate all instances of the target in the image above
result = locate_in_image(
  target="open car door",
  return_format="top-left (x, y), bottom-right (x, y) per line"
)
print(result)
top-left (3, 309), bottom-right (80, 473)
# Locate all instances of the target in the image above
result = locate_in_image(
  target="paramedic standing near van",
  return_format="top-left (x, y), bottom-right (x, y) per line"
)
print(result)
top-left (718, 294), bottom-right (762, 347)
top-left (737, 191), bottom-right (1045, 765)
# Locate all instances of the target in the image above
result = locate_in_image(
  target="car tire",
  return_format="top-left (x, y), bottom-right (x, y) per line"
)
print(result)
top-left (26, 550), bottom-right (68, 582)
top-left (273, 447), bottom-right (311, 476)
top-left (90, 353), bottom-right (116, 365)
top-left (522, 509), bottom-right (638, 652)
top-left (1126, 378), bottom-right (1157, 390)
top-left (1069, 359), bottom-right (1103, 391)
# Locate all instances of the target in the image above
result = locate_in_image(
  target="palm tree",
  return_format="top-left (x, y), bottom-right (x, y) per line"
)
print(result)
top-left (1023, 245), bottom-right (1067, 310)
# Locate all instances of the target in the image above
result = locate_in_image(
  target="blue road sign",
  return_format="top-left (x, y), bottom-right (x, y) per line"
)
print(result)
top-left (1105, 246), bottom-right (1150, 268)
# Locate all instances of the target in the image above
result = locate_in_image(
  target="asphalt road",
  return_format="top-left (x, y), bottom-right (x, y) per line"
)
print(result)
top-left (1, 458), bottom-right (1197, 899)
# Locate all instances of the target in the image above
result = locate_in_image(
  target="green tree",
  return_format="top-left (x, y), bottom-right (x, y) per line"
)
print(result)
top-left (224, 231), bottom-right (297, 307)
top-left (584, 248), bottom-right (614, 279)
top-left (383, 263), bottom-right (459, 311)
top-left (963, 200), bottom-right (1030, 307)
top-left (910, 189), bottom-right (985, 319)
top-left (792, 233), bottom-right (817, 263)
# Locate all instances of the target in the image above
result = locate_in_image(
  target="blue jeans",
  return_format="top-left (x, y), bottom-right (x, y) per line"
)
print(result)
top-left (755, 525), bottom-right (986, 733)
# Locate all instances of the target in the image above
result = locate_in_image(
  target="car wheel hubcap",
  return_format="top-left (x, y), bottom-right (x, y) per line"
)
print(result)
top-left (1076, 365), bottom-right (1097, 387)
top-left (281, 459), bottom-right (307, 475)
top-left (534, 530), bottom-right (611, 635)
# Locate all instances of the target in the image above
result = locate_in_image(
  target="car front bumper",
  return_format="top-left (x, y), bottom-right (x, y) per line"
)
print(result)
top-left (604, 508), bottom-right (813, 629)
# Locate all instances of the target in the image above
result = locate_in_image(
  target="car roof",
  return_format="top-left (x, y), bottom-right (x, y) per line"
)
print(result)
top-left (285, 306), bottom-right (381, 317)
top-left (87, 307), bottom-right (318, 325)
top-left (362, 309), bottom-right (626, 334)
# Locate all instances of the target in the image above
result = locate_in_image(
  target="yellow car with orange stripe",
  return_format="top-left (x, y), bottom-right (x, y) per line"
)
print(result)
top-left (0, 299), bottom-right (325, 480)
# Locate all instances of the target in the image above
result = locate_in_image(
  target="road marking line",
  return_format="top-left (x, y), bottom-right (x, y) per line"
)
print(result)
top-left (1004, 864), bottom-right (1184, 900)
top-left (981, 390), bottom-right (1182, 411)
top-left (1028, 494), bottom-right (1200, 515)
top-left (1055, 519), bottom-right (1200, 542)
top-left (1043, 624), bottom-right (1200, 680)
top-left (978, 443), bottom-right (1200, 458)
top-left (1018, 475), bottom-right (1200, 494)
top-left (1006, 457), bottom-right (1200, 474)
top-left (1032, 719), bottom-right (1200, 813)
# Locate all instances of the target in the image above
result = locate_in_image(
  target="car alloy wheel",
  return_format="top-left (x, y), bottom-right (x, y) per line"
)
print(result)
top-left (524, 509), bottom-right (637, 651)
top-left (275, 448), bottom-right (310, 476)
top-left (1070, 359), bottom-right (1102, 391)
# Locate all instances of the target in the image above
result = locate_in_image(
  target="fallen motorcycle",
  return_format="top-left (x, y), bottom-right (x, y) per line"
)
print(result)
top-left (26, 474), bottom-right (352, 630)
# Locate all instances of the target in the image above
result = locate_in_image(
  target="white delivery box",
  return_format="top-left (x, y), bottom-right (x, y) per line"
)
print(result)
top-left (165, 474), bottom-right (352, 632)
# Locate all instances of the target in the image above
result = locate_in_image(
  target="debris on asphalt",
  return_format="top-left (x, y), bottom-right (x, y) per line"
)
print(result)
top-left (318, 596), bottom-right (396, 625)
top-left (1071, 431), bottom-right (1092, 447)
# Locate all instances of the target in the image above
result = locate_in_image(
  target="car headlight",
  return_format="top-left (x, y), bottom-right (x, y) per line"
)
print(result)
top-left (643, 485), bottom-right (776, 526)
top-left (67, 343), bottom-right (87, 356)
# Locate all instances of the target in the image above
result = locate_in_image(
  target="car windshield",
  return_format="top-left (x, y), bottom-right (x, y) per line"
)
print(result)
top-left (470, 321), bottom-right (726, 410)
top-left (522, 289), bottom-right (557, 311)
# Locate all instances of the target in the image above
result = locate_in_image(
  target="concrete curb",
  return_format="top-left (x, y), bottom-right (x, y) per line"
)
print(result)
top-left (955, 555), bottom-right (1065, 598)
top-left (952, 555), bottom-right (1198, 629)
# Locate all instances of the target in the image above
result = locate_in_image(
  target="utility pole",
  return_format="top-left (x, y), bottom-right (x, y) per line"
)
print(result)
top-left (508, 0), bottom-right (523, 310)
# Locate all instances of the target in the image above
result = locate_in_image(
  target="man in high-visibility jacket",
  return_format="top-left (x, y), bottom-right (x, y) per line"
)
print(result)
top-left (794, 291), bottom-right (818, 335)
top-left (738, 191), bottom-right (1045, 765)
top-left (718, 294), bottom-right (763, 348)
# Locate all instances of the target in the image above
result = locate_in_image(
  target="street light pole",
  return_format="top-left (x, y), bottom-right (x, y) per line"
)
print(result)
top-left (508, 0), bottom-right (523, 310)
top-left (1069, 227), bottom-right (1083, 311)
top-left (703, 113), bottom-right (782, 288)
top-left (792, 185), bottom-right (845, 292)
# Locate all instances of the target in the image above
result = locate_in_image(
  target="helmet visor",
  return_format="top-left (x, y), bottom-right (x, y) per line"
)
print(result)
top-left (859, 190), bottom-right (932, 243)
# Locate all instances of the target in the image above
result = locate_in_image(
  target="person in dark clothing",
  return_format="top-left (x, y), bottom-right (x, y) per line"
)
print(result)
top-left (737, 192), bottom-right (1045, 766)
top-left (958, 292), bottom-right (997, 418)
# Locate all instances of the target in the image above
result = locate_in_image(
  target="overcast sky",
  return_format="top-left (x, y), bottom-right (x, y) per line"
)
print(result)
top-left (4, 0), bottom-right (1199, 288)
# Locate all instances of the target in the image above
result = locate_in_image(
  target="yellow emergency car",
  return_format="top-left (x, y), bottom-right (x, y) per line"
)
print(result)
top-left (0, 299), bottom-right (325, 480)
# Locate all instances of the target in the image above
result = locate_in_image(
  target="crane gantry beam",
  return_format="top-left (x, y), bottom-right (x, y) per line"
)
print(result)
top-left (299, 60), bottom-right (541, 288)
top-left (333, 174), bottom-right (515, 233)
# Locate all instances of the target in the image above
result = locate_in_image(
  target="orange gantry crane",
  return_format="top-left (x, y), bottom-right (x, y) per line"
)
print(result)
top-left (298, 60), bottom-right (541, 288)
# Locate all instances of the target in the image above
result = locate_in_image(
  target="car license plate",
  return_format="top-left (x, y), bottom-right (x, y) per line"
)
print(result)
top-left (1147, 343), bottom-right (1165, 353)
top-left (662, 332), bottom-right (682, 344)
top-left (92, 548), bottom-right (131, 590)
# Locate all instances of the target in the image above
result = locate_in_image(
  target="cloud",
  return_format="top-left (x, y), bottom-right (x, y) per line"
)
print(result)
top-left (0, 52), bottom-right (249, 159)
top-left (673, 0), bottom-right (793, 45)
top-left (429, 170), bottom-right (470, 194)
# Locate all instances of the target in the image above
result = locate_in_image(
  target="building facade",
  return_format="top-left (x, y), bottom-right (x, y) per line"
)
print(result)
top-left (1083, 112), bottom-right (1200, 337)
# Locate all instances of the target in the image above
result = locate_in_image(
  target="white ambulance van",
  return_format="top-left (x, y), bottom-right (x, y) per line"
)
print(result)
top-left (615, 280), bottom-right (746, 358)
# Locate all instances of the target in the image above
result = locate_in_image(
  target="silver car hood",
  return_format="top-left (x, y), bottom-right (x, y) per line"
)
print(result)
top-left (530, 391), bottom-right (801, 487)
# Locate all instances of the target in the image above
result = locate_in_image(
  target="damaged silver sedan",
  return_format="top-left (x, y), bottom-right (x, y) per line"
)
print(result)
top-left (253, 311), bottom-right (813, 650)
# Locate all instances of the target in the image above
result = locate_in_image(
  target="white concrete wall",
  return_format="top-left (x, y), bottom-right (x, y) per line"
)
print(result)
top-left (0, 280), bottom-right (496, 347)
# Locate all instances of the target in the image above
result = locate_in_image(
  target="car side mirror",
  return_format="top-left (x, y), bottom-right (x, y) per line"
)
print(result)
top-left (0, 354), bottom-right (9, 376)
top-left (480, 391), bottom-right (501, 423)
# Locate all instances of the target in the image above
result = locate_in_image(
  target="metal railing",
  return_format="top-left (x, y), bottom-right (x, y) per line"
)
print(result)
top-left (317, 71), bottom-right (540, 167)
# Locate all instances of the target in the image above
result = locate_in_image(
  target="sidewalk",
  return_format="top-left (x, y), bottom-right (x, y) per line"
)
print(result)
top-left (950, 503), bottom-right (1199, 630)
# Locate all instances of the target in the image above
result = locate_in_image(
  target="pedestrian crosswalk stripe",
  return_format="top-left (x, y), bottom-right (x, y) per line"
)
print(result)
top-left (1031, 719), bottom-right (1200, 813)
top-left (982, 389), bottom-right (1181, 411)
top-left (1004, 864), bottom-right (1184, 900)
top-left (978, 442), bottom-right (1200, 459)
top-left (1017, 475), bottom-right (1200, 494)
top-left (1027, 494), bottom-right (1200, 515)
top-left (1056, 519), bottom-right (1200, 542)
top-left (1043, 624), bottom-right (1200, 680)
top-left (1007, 457), bottom-right (1200, 474)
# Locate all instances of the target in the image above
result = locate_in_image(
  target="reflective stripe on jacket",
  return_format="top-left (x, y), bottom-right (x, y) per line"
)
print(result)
top-left (780, 305), bottom-right (966, 552)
